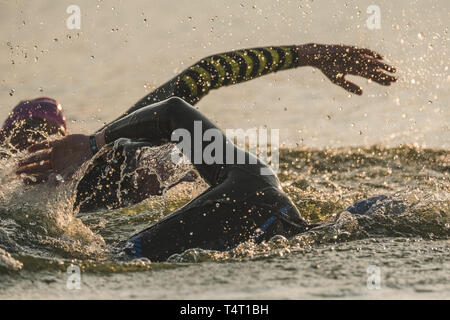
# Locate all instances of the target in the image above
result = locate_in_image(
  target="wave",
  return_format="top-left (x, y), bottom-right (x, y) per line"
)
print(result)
top-left (0, 144), bottom-right (448, 272)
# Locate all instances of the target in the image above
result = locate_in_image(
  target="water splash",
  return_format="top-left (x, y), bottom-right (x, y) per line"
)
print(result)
top-left (0, 144), bottom-right (448, 272)
top-left (0, 147), bottom-right (106, 263)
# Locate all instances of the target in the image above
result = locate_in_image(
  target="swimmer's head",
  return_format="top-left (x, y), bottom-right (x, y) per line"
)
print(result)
top-left (1, 97), bottom-right (67, 151)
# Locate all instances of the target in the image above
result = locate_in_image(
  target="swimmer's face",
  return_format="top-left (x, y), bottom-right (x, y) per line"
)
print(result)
top-left (3, 117), bottom-right (66, 151)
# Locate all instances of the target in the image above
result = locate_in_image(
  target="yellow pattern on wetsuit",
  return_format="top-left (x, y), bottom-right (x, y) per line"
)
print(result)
top-left (204, 57), bottom-right (227, 86)
top-left (218, 54), bottom-right (241, 84)
top-left (128, 45), bottom-right (300, 112)
top-left (177, 45), bottom-right (299, 103)
top-left (189, 65), bottom-right (212, 93)
top-left (182, 75), bottom-right (198, 97)
top-left (238, 51), bottom-right (254, 80)
top-left (280, 46), bottom-right (294, 70)
top-left (267, 47), bottom-right (280, 73)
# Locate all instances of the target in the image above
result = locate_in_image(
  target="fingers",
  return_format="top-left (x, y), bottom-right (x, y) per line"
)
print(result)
top-left (369, 70), bottom-right (397, 86)
top-left (16, 139), bottom-right (58, 179)
top-left (355, 49), bottom-right (398, 77)
top-left (18, 150), bottom-right (51, 167)
top-left (358, 64), bottom-right (397, 86)
top-left (16, 138), bottom-right (70, 186)
top-left (27, 140), bottom-right (58, 153)
top-left (356, 48), bottom-right (383, 59)
top-left (359, 66), bottom-right (397, 85)
top-left (339, 79), bottom-right (363, 95)
top-left (372, 59), bottom-right (397, 74)
top-left (17, 160), bottom-right (52, 175)
top-left (322, 46), bottom-right (398, 93)
top-left (350, 55), bottom-right (397, 86)
top-left (362, 54), bottom-right (396, 73)
top-left (328, 74), bottom-right (363, 95)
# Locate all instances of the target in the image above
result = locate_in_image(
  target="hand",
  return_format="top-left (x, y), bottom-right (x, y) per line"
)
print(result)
top-left (301, 43), bottom-right (397, 95)
top-left (16, 134), bottom-right (93, 184)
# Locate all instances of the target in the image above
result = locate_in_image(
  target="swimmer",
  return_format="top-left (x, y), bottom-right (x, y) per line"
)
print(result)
top-left (13, 44), bottom-right (397, 261)
top-left (4, 43), bottom-right (396, 212)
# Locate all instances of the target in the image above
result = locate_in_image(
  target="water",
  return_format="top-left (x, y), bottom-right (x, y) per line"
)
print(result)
top-left (0, 0), bottom-right (449, 299)
top-left (1, 145), bottom-right (448, 299)
top-left (1, 239), bottom-right (449, 299)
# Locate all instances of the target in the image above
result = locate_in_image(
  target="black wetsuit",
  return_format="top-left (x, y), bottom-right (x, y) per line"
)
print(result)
top-left (75, 45), bottom-right (304, 212)
top-left (97, 97), bottom-right (308, 261)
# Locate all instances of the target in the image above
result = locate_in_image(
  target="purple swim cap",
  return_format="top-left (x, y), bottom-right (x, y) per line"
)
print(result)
top-left (2, 97), bottom-right (67, 132)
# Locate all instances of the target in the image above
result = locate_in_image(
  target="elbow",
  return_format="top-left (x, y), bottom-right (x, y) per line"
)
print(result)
top-left (165, 96), bottom-right (193, 114)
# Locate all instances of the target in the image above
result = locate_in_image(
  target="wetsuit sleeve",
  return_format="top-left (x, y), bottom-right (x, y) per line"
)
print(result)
top-left (107, 45), bottom-right (303, 124)
top-left (103, 97), bottom-right (234, 185)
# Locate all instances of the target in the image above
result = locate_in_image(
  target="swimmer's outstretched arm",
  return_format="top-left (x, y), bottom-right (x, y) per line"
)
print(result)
top-left (17, 45), bottom-right (397, 181)
top-left (102, 43), bottom-right (396, 127)
top-left (130, 45), bottom-right (306, 109)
